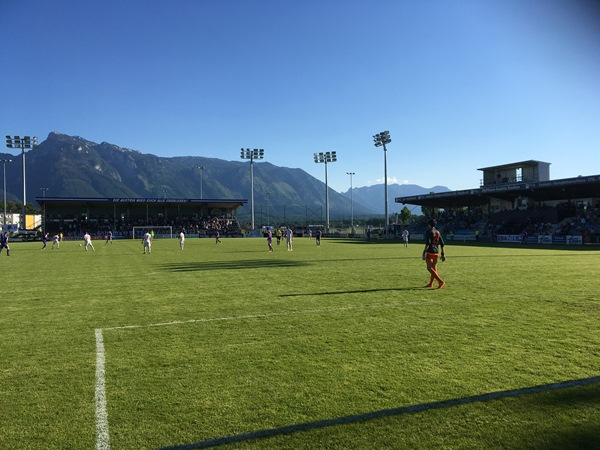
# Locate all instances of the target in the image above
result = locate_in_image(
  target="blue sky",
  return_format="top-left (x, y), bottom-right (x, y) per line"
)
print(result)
top-left (2, 0), bottom-right (599, 193)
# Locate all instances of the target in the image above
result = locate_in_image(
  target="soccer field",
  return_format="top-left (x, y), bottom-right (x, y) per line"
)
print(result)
top-left (1, 237), bottom-right (599, 449)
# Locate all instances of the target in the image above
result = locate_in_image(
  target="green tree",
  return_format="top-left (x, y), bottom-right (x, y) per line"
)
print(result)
top-left (399, 206), bottom-right (412, 225)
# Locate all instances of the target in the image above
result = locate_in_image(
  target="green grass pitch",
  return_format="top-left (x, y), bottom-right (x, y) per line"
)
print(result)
top-left (1, 236), bottom-right (599, 449)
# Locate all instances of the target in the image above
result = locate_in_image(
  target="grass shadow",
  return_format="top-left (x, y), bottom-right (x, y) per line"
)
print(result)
top-left (161, 259), bottom-right (310, 272)
top-left (279, 286), bottom-right (431, 297)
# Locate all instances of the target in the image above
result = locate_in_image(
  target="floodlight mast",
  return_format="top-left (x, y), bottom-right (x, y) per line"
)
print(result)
top-left (373, 131), bottom-right (391, 235)
top-left (197, 166), bottom-right (205, 199)
top-left (313, 151), bottom-right (337, 233)
top-left (1, 159), bottom-right (12, 230)
top-left (346, 172), bottom-right (355, 229)
top-left (240, 148), bottom-right (264, 230)
top-left (6, 135), bottom-right (38, 230)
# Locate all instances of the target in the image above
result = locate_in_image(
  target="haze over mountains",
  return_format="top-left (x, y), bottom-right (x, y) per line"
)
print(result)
top-left (0, 132), bottom-right (450, 221)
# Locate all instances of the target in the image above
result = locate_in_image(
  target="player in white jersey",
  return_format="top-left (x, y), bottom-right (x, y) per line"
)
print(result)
top-left (402, 227), bottom-right (410, 248)
top-left (179, 230), bottom-right (185, 250)
top-left (286, 227), bottom-right (293, 251)
top-left (143, 231), bottom-right (152, 254)
top-left (84, 232), bottom-right (95, 252)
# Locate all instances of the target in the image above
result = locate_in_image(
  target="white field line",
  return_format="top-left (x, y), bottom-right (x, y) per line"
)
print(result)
top-left (95, 329), bottom-right (110, 450)
top-left (102, 302), bottom-right (433, 331)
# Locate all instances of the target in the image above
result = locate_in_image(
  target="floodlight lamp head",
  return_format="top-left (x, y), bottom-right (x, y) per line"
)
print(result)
top-left (314, 152), bottom-right (326, 163)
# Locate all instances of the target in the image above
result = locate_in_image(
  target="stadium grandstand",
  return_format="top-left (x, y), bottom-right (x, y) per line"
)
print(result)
top-left (396, 161), bottom-right (600, 244)
top-left (35, 197), bottom-right (247, 239)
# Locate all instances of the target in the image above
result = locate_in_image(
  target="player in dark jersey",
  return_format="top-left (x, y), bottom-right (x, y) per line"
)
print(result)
top-left (422, 219), bottom-right (446, 288)
top-left (0, 232), bottom-right (10, 256)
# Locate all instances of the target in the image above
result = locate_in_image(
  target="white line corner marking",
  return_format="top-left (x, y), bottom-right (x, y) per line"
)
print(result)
top-left (92, 304), bottom-right (416, 449)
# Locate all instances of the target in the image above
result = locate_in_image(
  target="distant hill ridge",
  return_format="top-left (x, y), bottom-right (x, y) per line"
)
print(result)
top-left (0, 132), bottom-right (450, 221)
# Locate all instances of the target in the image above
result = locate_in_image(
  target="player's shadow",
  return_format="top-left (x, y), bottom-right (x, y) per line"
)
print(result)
top-left (279, 287), bottom-right (424, 297)
top-left (161, 259), bottom-right (308, 272)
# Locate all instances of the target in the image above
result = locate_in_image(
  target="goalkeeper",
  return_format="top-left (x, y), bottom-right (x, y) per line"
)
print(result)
top-left (422, 219), bottom-right (446, 289)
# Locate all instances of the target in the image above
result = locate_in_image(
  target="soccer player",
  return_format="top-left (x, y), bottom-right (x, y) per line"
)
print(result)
top-left (316, 229), bottom-right (322, 247)
top-left (42, 232), bottom-right (49, 249)
top-left (143, 230), bottom-right (152, 254)
top-left (215, 230), bottom-right (221, 244)
top-left (267, 229), bottom-right (274, 252)
top-left (422, 219), bottom-right (446, 288)
top-left (105, 230), bottom-right (113, 245)
top-left (84, 232), bottom-right (95, 252)
top-left (179, 230), bottom-right (185, 250)
top-left (0, 232), bottom-right (10, 256)
top-left (52, 234), bottom-right (60, 249)
top-left (286, 227), bottom-right (293, 251)
top-left (402, 227), bottom-right (410, 248)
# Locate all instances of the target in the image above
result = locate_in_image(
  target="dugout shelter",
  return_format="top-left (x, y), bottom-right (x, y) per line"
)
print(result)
top-left (36, 197), bottom-right (247, 237)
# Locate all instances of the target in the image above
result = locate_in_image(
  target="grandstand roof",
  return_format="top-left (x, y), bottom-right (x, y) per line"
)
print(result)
top-left (477, 160), bottom-right (550, 172)
top-left (395, 174), bottom-right (600, 208)
top-left (36, 197), bottom-right (247, 209)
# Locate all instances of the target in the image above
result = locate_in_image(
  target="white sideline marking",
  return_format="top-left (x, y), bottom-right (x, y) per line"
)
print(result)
top-left (95, 329), bottom-right (110, 450)
top-left (93, 301), bottom-right (436, 448)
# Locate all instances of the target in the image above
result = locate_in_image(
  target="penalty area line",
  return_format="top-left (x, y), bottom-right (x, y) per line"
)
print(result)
top-left (100, 301), bottom-right (438, 332)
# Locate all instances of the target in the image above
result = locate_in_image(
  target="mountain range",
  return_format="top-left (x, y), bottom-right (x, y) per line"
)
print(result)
top-left (1, 132), bottom-right (450, 223)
